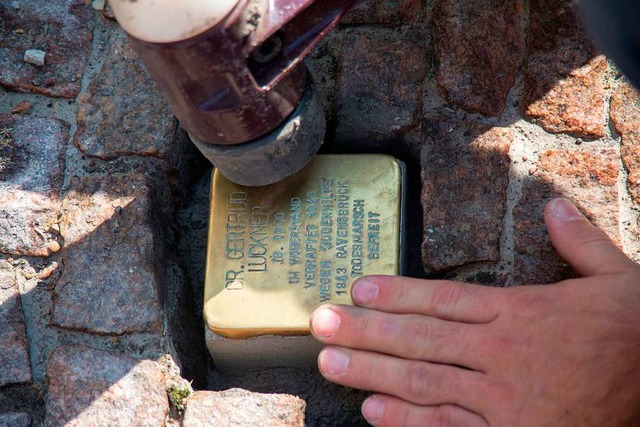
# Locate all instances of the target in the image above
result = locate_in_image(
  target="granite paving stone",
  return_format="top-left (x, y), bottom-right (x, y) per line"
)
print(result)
top-left (0, 322), bottom-right (32, 387)
top-left (306, 31), bottom-right (342, 125)
top-left (610, 82), bottom-right (640, 205)
top-left (335, 27), bottom-right (427, 145)
top-left (45, 346), bottom-right (168, 427)
top-left (0, 0), bottom-right (94, 98)
top-left (0, 264), bottom-right (24, 325)
top-left (74, 31), bottom-right (177, 160)
top-left (0, 115), bottom-right (67, 194)
top-left (0, 115), bottom-right (67, 257)
top-left (421, 121), bottom-right (512, 272)
top-left (0, 191), bottom-right (61, 257)
top-left (51, 174), bottom-right (163, 335)
top-left (342, 0), bottom-right (425, 25)
top-left (522, 0), bottom-right (606, 138)
top-left (433, 0), bottom-right (526, 116)
top-left (0, 413), bottom-right (31, 427)
top-left (0, 263), bottom-right (32, 386)
top-left (513, 149), bottom-right (620, 285)
top-left (183, 389), bottom-right (306, 427)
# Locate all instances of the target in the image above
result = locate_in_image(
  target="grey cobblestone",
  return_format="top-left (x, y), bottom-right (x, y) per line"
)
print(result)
top-left (52, 174), bottom-right (163, 335)
top-left (0, 0), bottom-right (94, 98)
top-left (45, 345), bottom-right (168, 427)
top-left (0, 263), bottom-right (31, 386)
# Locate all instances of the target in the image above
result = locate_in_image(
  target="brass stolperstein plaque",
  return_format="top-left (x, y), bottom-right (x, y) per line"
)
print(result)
top-left (204, 155), bottom-right (404, 339)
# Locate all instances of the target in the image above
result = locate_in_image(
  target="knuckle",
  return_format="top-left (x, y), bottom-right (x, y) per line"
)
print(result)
top-left (400, 318), bottom-right (453, 360)
top-left (403, 317), bottom-right (434, 349)
top-left (431, 405), bottom-right (458, 427)
top-left (361, 355), bottom-right (376, 384)
top-left (431, 284), bottom-right (465, 313)
top-left (395, 403), bottom-right (413, 427)
top-left (396, 280), bottom-right (410, 304)
top-left (355, 312), bottom-right (373, 339)
top-left (404, 361), bottom-right (431, 400)
top-left (573, 225), bottom-right (611, 247)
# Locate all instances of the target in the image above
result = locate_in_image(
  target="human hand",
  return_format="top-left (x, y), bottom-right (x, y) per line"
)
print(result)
top-left (310, 198), bottom-right (640, 426)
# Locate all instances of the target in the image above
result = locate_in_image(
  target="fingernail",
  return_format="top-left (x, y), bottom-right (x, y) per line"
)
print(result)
top-left (311, 307), bottom-right (341, 338)
top-left (352, 279), bottom-right (378, 306)
top-left (550, 198), bottom-right (584, 221)
top-left (319, 348), bottom-right (350, 375)
top-left (362, 396), bottom-right (385, 426)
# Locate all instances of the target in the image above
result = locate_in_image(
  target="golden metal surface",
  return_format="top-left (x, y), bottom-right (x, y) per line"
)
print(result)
top-left (204, 155), bottom-right (403, 339)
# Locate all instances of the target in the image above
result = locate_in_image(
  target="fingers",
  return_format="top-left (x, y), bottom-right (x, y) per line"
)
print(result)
top-left (349, 275), bottom-right (501, 323)
top-left (361, 396), bottom-right (488, 427)
top-left (310, 305), bottom-right (487, 370)
top-left (317, 346), bottom-right (491, 412)
top-left (544, 198), bottom-right (636, 277)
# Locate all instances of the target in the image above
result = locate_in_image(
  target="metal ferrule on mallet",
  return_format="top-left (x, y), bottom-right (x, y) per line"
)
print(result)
top-left (109, 0), bottom-right (358, 186)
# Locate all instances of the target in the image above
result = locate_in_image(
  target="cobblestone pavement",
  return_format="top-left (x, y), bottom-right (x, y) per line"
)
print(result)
top-left (1, 0), bottom-right (639, 425)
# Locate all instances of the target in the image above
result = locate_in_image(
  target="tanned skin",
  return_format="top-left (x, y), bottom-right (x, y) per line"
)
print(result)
top-left (310, 198), bottom-right (640, 426)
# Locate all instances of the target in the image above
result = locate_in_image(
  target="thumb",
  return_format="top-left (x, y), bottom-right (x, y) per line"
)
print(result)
top-left (544, 198), bottom-right (633, 277)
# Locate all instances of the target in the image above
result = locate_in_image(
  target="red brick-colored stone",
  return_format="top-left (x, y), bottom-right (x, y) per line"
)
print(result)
top-left (421, 120), bottom-right (512, 272)
top-left (335, 27), bottom-right (427, 146)
top-left (0, 0), bottom-right (93, 98)
top-left (74, 31), bottom-right (177, 160)
top-left (10, 102), bottom-right (31, 115)
top-left (0, 264), bottom-right (32, 386)
top-left (183, 389), bottom-right (306, 427)
top-left (0, 115), bottom-right (67, 257)
top-left (51, 174), bottom-right (163, 335)
top-left (433, 0), bottom-right (526, 116)
top-left (342, 0), bottom-right (425, 25)
top-left (522, 0), bottom-right (606, 138)
top-left (0, 191), bottom-right (61, 257)
top-left (513, 149), bottom-right (619, 285)
top-left (45, 346), bottom-right (168, 427)
top-left (610, 82), bottom-right (640, 204)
